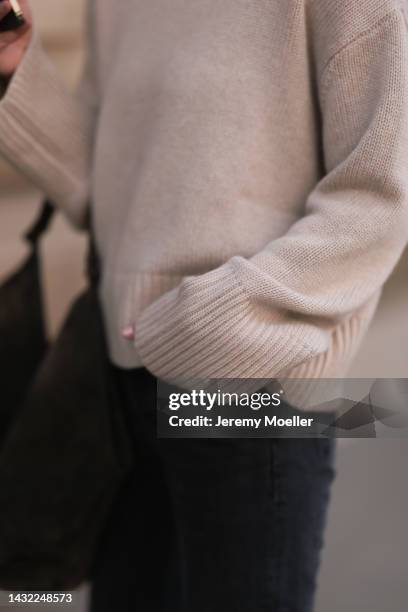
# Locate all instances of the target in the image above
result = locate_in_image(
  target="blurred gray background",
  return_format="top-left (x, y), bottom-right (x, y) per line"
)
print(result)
top-left (0, 2), bottom-right (407, 610)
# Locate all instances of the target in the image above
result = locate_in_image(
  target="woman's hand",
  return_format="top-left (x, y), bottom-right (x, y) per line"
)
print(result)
top-left (0, 0), bottom-right (32, 78)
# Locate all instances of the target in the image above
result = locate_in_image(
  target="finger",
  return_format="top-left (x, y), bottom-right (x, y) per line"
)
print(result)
top-left (0, 1), bottom-right (11, 20)
top-left (0, 3), bottom-right (24, 45)
top-left (16, 0), bottom-right (30, 16)
top-left (0, 28), bottom-right (22, 46)
top-left (0, 20), bottom-right (29, 47)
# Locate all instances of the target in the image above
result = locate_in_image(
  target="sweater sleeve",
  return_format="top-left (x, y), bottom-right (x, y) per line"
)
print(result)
top-left (0, 5), bottom-right (97, 229)
top-left (133, 8), bottom-right (408, 382)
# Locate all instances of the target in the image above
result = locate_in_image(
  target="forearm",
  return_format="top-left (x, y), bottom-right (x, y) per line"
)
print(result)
top-left (0, 30), bottom-right (93, 228)
top-left (132, 7), bottom-right (408, 382)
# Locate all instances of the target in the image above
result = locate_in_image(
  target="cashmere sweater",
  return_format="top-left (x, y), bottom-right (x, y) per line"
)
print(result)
top-left (0, 0), bottom-right (407, 385)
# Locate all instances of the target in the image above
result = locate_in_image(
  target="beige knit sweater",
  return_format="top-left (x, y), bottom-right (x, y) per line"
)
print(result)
top-left (0, 0), bottom-right (407, 383)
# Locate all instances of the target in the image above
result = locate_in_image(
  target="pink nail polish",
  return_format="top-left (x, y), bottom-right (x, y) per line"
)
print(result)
top-left (122, 325), bottom-right (134, 340)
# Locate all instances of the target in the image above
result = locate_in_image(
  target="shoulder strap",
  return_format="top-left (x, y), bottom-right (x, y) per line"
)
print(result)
top-left (86, 206), bottom-right (101, 288)
top-left (22, 199), bottom-right (101, 288)
top-left (24, 200), bottom-right (55, 246)
top-left (86, 233), bottom-right (101, 288)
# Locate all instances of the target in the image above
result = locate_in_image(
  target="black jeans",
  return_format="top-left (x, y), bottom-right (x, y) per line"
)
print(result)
top-left (90, 367), bottom-right (336, 612)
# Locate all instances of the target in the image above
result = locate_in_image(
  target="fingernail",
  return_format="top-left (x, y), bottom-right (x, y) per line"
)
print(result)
top-left (121, 325), bottom-right (135, 340)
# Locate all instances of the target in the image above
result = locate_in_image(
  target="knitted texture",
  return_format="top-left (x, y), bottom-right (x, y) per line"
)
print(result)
top-left (0, 0), bottom-right (407, 383)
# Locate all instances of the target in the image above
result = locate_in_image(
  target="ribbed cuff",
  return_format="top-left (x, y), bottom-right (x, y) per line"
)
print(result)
top-left (0, 30), bottom-right (89, 228)
top-left (133, 259), bottom-right (320, 382)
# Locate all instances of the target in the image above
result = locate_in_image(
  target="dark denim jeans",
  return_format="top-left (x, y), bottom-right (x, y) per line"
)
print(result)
top-left (90, 367), bottom-right (336, 612)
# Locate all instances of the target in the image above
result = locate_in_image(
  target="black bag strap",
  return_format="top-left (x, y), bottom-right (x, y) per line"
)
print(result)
top-left (86, 232), bottom-right (100, 288)
top-left (24, 200), bottom-right (55, 247)
top-left (22, 199), bottom-right (100, 288)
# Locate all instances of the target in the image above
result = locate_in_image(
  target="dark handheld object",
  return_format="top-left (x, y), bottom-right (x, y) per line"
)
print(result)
top-left (0, 0), bottom-right (25, 32)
